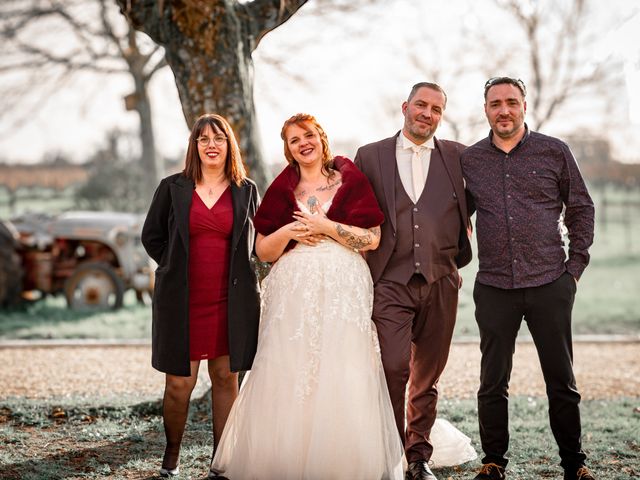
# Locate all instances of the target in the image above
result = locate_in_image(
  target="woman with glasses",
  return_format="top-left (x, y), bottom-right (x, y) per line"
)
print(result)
top-left (142, 113), bottom-right (260, 477)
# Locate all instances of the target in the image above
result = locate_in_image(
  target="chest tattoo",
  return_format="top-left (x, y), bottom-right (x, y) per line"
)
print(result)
top-left (307, 195), bottom-right (320, 212)
top-left (316, 179), bottom-right (342, 192)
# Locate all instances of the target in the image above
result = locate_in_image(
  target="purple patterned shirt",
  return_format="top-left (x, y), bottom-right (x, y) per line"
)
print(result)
top-left (461, 127), bottom-right (594, 289)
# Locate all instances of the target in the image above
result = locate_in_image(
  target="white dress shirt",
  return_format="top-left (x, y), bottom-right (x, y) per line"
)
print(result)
top-left (395, 133), bottom-right (435, 203)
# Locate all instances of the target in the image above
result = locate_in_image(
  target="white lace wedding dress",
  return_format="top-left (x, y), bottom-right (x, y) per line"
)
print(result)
top-left (211, 202), bottom-right (475, 479)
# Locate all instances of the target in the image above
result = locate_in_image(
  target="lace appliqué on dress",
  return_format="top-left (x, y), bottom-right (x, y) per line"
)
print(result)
top-left (259, 203), bottom-right (376, 402)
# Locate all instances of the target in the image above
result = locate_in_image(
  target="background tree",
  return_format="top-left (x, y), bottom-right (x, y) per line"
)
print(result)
top-left (116, 0), bottom-right (310, 189)
top-left (0, 0), bottom-right (166, 204)
top-left (75, 130), bottom-right (149, 213)
top-left (490, 0), bottom-right (612, 131)
top-left (377, 0), bottom-right (624, 141)
top-left (0, 0), bottom-right (635, 196)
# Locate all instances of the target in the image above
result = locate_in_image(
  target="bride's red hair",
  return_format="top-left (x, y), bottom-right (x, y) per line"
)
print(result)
top-left (280, 113), bottom-right (334, 177)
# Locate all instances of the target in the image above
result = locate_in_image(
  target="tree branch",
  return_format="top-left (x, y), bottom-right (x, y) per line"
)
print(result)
top-left (1, 2), bottom-right (123, 71)
top-left (0, 67), bottom-right (76, 130)
top-left (0, 59), bottom-right (51, 72)
top-left (97, 0), bottom-right (128, 59)
top-left (143, 55), bottom-right (167, 82)
top-left (115, 0), bottom-right (167, 44)
top-left (240, 0), bottom-right (310, 50)
top-left (13, 39), bottom-right (126, 74)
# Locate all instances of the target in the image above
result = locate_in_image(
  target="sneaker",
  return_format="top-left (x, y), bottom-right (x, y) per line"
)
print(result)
top-left (472, 463), bottom-right (506, 479)
top-left (564, 466), bottom-right (595, 480)
top-left (159, 466), bottom-right (179, 477)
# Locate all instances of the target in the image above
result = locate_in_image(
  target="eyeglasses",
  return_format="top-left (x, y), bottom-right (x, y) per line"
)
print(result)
top-left (484, 77), bottom-right (527, 97)
top-left (196, 134), bottom-right (227, 147)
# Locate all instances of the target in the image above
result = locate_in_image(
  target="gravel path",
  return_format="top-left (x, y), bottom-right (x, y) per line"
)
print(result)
top-left (1, 341), bottom-right (638, 401)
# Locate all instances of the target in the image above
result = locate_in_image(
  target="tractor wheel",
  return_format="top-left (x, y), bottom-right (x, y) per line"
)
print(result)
top-left (64, 262), bottom-right (125, 310)
top-left (0, 223), bottom-right (23, 307)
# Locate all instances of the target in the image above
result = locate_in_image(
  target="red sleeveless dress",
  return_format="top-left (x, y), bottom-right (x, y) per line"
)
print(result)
top-left (188, 187), bottom-right (232, 360)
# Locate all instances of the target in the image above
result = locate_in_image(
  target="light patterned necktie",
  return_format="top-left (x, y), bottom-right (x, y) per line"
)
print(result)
top-left (411, 145), bottom-right (424, 202)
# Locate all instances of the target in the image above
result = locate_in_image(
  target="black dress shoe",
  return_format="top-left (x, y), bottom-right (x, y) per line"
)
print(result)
top-left (208, 467), bottom-right (229, 480)
top-left (406, 460), bottom-right (437, 480)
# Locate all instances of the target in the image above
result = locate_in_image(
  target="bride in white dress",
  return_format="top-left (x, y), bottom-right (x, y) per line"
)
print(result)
top-left (210, 114), bottom-right (474, 480)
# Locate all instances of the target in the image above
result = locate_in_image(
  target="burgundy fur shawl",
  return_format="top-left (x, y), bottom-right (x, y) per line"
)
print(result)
top-left (253, 156), bottom-right (384, 250)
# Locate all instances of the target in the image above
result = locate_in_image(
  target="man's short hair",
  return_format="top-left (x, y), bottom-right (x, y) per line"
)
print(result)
top-left (407, 82), bottom-right (448, 108)
top-left (483, 77), bottom-right (527, 99)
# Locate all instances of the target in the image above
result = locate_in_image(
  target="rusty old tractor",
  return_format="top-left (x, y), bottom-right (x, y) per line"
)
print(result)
top-left (0, 211), bottom-right (154, 310)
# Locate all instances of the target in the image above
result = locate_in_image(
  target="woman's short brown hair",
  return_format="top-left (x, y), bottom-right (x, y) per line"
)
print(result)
top-left (280, 113), bottom-right (334, 177)
top-left (183, 113), bottom-right (246, 185)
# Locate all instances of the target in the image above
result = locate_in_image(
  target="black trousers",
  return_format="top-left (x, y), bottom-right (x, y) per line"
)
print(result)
top-left (474, 272), bottom-right (587, 470)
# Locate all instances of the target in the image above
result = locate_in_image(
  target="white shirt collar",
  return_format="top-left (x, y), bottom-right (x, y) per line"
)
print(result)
top-left (401, 133), bottom-right (435, 151)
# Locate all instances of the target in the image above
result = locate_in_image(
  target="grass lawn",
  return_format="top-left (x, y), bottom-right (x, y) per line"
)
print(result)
top-left (0, 292), bottom-right (151, 340)
top-left (436, 397), bottom-right (640, 479)
top-left (0, 190), bottom-right (77, 220)
top-left (0, 396), bottom-right (638, 479)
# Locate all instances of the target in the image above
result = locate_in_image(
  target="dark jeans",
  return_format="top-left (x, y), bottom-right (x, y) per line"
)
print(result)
top-left (474, 272), bottom-right (587, 470)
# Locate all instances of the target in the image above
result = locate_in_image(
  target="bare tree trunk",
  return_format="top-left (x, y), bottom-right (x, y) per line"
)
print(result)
top-left (122, 26), bottom-right (162, 204)
top-left (130, 72), bottom-right (160, 203)
top-left (163, 13), bottom-right (267, 186)
top-left (139, 80), bottom-right (160, 203)
top-left (117, 0), bottom-right (309, 191)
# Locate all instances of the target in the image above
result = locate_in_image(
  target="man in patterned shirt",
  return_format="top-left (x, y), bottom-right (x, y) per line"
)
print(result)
top-left (461, 77), bottom-right (596, 480)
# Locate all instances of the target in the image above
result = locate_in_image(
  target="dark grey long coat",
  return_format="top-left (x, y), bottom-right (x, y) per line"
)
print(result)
top-left (141, 173), bottom-right (260, 376)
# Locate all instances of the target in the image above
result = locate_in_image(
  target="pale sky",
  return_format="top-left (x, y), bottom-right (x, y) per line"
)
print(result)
top-left (0, 0), bottom-right (638, 167)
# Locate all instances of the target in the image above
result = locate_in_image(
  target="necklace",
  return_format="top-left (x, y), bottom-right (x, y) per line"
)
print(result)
top-left (199, 178), bottom-right (227, 198)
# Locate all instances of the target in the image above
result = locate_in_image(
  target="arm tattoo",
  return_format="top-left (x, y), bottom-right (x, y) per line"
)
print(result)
top-left (370, 226), bottom-right (381, 238)
top-left (336, 224), bottom-right (372, 250)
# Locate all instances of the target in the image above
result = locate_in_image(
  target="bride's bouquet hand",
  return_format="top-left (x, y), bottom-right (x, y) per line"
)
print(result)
top-left (292, 208), bottom-right (332, 237)
top-left (287, 219), bottom-right (324, 246)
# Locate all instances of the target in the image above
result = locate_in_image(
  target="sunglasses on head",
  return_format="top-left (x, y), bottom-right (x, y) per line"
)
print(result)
top-left (484, 77), bottom-right (527, 97)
